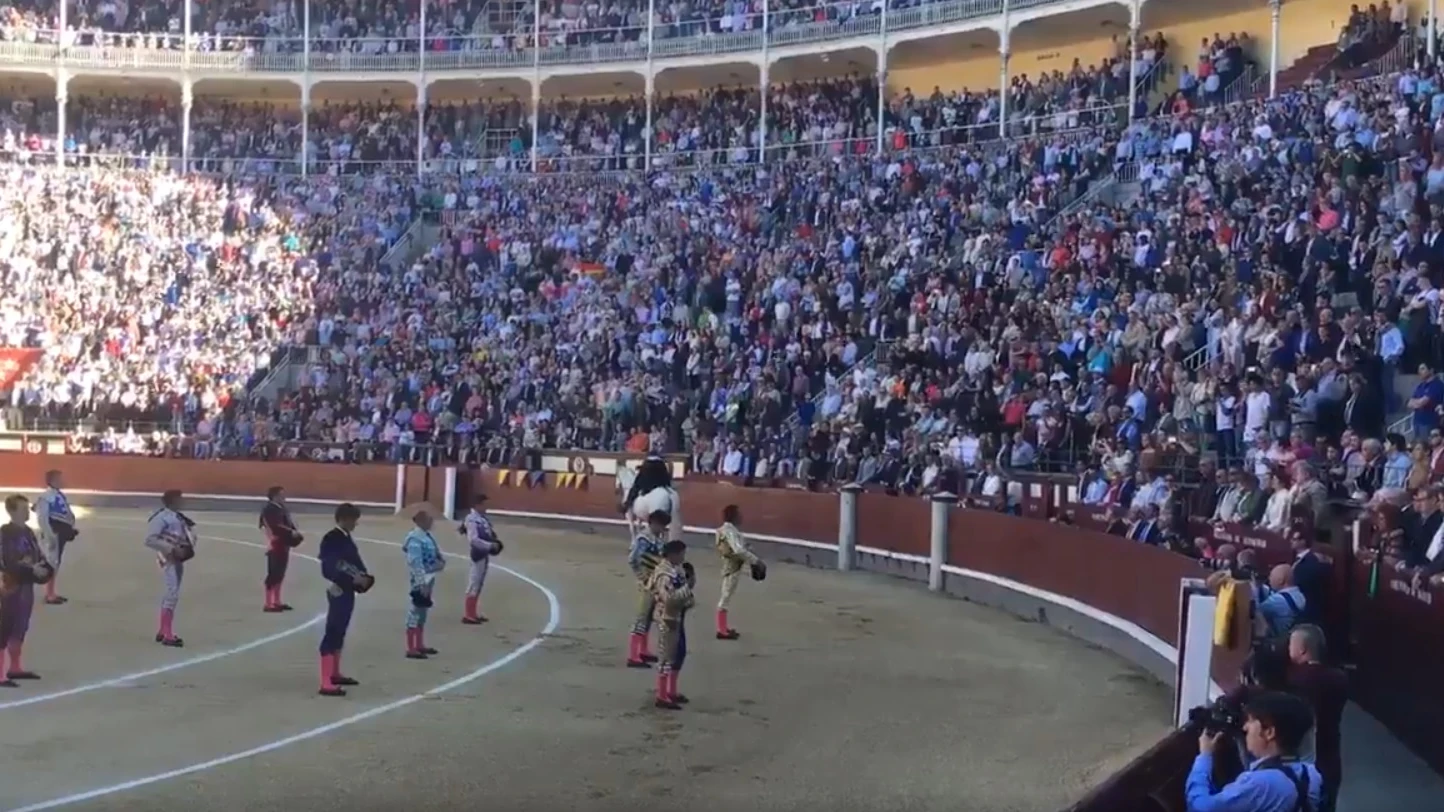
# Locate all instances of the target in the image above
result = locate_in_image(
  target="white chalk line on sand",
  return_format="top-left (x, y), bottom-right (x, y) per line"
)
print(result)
top-left (0, 531), bottom-right (325, 712)
top-left (7, 517), bottom-right (563, 812)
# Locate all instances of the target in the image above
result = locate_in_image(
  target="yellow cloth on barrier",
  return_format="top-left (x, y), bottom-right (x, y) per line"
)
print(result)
top-left (1212, 578), bottom-right (1252, 650)
top-left (1213, 579), bottom-right (1238, 648)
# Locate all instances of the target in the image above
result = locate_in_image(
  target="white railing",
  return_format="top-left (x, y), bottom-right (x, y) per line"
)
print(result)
top-left (1366, 32), bottom-right (1415, 77)
top-left (1131, 56), bottom-right (1168, 103)
top-left (0, 0), bottom-right (1064, 75)
top-left (1181, 344), bottom-right (1209, 372)
top-left (381, 217), bottom-right (428, 268)
top-left (1388, 413), bottom-right (1413, 441)
top-left (1221, 64), bottom-right (1258, 106)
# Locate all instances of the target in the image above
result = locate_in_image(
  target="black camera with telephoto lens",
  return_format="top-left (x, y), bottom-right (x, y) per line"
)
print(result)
top-left (1188, 695), bottom-right (1246, 736)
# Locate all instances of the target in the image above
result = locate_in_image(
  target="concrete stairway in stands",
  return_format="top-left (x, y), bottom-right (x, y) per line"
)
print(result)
top-left (1272, 44), bottom-right (1339, 91)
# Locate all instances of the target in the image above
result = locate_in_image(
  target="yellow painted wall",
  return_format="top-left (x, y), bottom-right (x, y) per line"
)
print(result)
top-left (889, 35), bottom-right (1118, 95)
top-left (886, 0), bottom-right (1367, 96)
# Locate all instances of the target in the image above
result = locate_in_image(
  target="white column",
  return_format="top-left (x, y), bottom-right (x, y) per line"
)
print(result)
top-left (645, 0), bottom-right (654, 170)
top-left (837, 483), bottom-right (861, 571)
top-left (1126, 0), bottom-right (1139, 122)
top-left (928, 493), bottom-right (956, 592)
top-left (998, 29), bottom-right (1010, 138)
top-left (415, 82), bottom-right (427, 175)
top-left (300, 83), bottom-right (310, 176)
top-left (759, 0), bottom-right (769, 163)
top-left (442, 467), bottom-right (458, 521)
top-left (1269, 0), bottom-right (1281, 98)
top-left (1426, 0), bottom-right (1438, 59)
top-left (180, 82), bottom-right (193, 172)
top-left (759, 58), bottom-right (769, 164)
top-left (302, 0), bottom-right (311, 79)
top-left (416, 0), bottom-right (427, 177)
top-left (643, 72), bottom-right (654, 170)
top-left (54, 73), bottom-right (67, 166)
top-left (875, 1), bottom-right (887, 155)
top-left (530, 82), bottom-right (541, 172)
top-left (531, 0), bottom-right (541, 171)
top-left (393, 464), bottom-right (406, 514)
top-left (302, 0), bottom-right (311, 173)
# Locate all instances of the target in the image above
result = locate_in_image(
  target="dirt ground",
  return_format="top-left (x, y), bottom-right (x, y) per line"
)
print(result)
top-left (0, 509), bottom-right (1172, 812)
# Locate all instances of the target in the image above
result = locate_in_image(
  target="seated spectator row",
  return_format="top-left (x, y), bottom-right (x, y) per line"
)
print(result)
top-left (0, 0), bottom-right (1187, 78)
top-left (0, 54), bottom-right (1155, 174)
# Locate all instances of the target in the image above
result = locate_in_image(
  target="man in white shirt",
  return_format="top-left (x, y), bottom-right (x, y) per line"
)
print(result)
top-left (1244, 376), bottom-right (1271, 443)
top-left (721, 446), bottom-right (744, 477)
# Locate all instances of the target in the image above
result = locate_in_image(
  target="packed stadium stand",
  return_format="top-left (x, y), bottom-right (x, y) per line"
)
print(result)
top-left (0, 0), bottom-right (1433, 484)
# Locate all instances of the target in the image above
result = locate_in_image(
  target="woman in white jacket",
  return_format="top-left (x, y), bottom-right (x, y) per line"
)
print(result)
top-left (1260, 471), bottom-right (1294, 532)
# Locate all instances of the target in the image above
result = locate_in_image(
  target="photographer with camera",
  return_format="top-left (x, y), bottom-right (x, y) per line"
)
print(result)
top-left (1187, 691), bottom-right (1323, 812)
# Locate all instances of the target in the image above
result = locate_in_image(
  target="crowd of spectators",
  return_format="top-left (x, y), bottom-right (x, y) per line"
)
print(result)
top-left (0, 165), bottom-right (417, 427)
top-left (3, 18), bottom-right (1442, 580)
top-left (1337, 1), bottom-right (1409, 69)
top-left (930, 59), bottom-right (1444, 557)
top-left (1167, 30), bottom-right (1255, 111)
top-left (0, 0), bottom-right (1101, 54)
top-left (0, 60), bottom-right (1148, 173)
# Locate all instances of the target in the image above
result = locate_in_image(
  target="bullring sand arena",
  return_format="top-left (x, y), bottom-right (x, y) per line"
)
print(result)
top-left (0, 507), bottom-right (1172, 812)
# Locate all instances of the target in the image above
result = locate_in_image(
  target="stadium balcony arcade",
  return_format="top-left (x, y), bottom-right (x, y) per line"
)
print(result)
top-left (0, 0), bottom-right (1292, 174)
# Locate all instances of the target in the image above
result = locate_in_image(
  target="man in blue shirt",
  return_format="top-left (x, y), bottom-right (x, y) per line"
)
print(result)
top-left (1257, 564), bottom-right (1307, 638)
top-left (1186, 691), bottom-right (1323, 812)
top-left (1409, 363), bottom-right (1444, 437)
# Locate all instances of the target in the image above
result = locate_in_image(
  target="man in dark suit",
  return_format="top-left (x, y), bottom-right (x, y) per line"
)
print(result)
top-left (1342, 375), bottom-right (1381, 436)
top-left (1286, 624), bottom-right (1348, 812)
top-left (1103, 505), bottom-right (1130, 537)
top-left (1402, 488), bottom-right (1443, 566)
top-left (1126, 505), bottom-right (1164, 545)
top-left (1188, 460), bottom-right (1225, 519)
top-left (1290, 530), bottom-right (1330, 627)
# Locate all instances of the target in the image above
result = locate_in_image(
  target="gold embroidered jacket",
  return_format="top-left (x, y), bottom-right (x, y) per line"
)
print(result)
top-left (646, 560), bottom-right (695, 623)
top-left (715, 522), bottom-right (759, 575)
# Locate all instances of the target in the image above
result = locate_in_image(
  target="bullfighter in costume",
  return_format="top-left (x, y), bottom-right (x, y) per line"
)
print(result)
top-left (317, 503), bottom-right (372, 696)
top-left (144, 490), bottom-right (196, 647)
top-left (0, 495), bottom-right (52, 684)
top-left (715, 504), bottom-right (765, 640)
top-left (625, 509), bottom-right (668, 668)
top-left (260, 486), bottom-right (304, 612)
top-left (461, 493), bottom-right (502, 624)
top-left (402, 504), bottom-right (445, 659)
top-left (35, 470), bottom-right (77, 605)
top-left (647, 540), bottom-right (695, 710)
